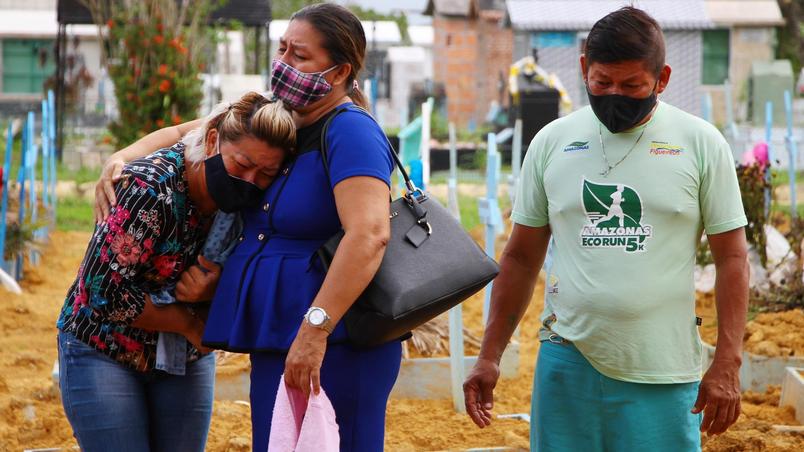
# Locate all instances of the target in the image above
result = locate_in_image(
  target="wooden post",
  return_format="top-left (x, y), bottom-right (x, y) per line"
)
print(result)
top-left (420, 98), bottom-right (433, 187)
top-left (27, 112), bottom-right (39, 266)
top-left (0, 122), bottom-right (13, 273)
top-left (448, 293), bottom-right (466, 413)
top-left (447, 122), bottom-right (460, 220)
top-left (724, 79), bottom-right (740, 152)
top-left (15, 115), bottom-right (29, 281)
top-left (765, 101), bottom-right (773, 218)
top-left (702, 92), bottom-right (713, 123)
top-left (509, 119), bottom-right (523, 206)
top-left (785, 91), bottom-right (797, 220)
top-left (41, 100), bottom-right (49, 213)
top-left (48, 90), bottom-right (57, 219)
top-left (446, 121), bottom-right (465, 412)
top-left (479, 133), bottom-right (502, 325)
top-left (765, 101), bottom-right (773, 217)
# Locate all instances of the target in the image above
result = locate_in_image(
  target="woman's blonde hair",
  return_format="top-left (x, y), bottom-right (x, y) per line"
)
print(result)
top-left (183, 91), bottom-right (296, 164)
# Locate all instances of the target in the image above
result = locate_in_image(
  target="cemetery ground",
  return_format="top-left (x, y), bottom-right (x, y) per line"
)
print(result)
top-left (0, 179), bottom-right (801, 451)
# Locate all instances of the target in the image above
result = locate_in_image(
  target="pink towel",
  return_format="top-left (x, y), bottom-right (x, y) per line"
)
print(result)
top-left (267, 375), bottom-right (340, 452)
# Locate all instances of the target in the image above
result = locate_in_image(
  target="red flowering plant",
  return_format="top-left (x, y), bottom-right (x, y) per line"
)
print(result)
top-left (81, 0), bottom-right (218, 146)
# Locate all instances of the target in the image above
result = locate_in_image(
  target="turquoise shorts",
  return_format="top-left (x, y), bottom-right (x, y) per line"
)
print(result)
top-left (532, 340), bottom-right (702, 452)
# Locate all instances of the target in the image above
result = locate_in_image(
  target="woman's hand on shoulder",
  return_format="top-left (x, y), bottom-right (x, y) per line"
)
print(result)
top-left (94, 153), bottom-right (128, 224)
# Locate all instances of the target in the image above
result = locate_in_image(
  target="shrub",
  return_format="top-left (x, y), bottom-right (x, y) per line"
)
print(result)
top-left (82, 0), bottom-right (218, 147)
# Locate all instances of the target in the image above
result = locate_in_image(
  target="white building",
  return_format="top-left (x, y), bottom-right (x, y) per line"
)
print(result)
top-left (0, 0), bottom-right (104, 117)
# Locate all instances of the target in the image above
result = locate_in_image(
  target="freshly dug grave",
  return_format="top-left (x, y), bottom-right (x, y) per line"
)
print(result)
top-left (0, 231), bottom-right (800, 451)
top-left (697, 292), bottom-right (804, 357)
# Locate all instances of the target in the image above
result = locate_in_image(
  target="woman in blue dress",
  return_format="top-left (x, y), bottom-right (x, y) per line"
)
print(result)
top-left (95, 4), bottom-right (401, 450)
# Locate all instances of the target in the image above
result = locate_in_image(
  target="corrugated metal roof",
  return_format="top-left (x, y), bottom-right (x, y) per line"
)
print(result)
top-left (424, 0), bottom-right (478, 17)
top-left (269, 20), bottom-right (402, 44)
top-left (506, 0), bottom-right (715, 31)
top-left (705, 1), bottom-right (784, 26)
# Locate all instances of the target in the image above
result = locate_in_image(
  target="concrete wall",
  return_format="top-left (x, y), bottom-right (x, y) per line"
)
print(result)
top-left (663, 30), bottom-right (703, 116)
top-left (477, 11), bottom-right (513, 113)
top-left (432, 15), bottom-right (480, 127)
top-left (513, 29), bottom-right (703, 116)
top-left (432, 12), bottom-right (513, 127)
top-left (702, 26), bottom-right (776, 126)
top-left (386, 47), bottom-right (432, 127)
top-left (0, 0), bottom-right (54, 8)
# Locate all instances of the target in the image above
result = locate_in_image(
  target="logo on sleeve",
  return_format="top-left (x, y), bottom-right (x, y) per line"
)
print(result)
top-left (580, 179), bottom-right (652, 253)
top-left (563, 141), bottom-right (590, 152)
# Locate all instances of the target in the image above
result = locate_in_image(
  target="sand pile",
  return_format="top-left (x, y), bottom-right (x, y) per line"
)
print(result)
top-left (0, 231), bottom-right (800, 451)
top-left (697, 292), bottom-right (804, 357)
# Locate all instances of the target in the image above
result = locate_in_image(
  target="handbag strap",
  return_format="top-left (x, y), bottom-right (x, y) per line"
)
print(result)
top-left (317, 105), bottom-right (430, 229)
top-left (318, 105), bottom-right (422, 198)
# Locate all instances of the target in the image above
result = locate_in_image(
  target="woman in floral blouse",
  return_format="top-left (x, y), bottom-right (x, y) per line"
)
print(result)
top-left (56, 92), bottom-right (295, 452)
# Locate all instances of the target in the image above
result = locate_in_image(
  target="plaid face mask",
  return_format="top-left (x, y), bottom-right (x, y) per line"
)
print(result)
top-left (270, 59), bottom-right (338, 109)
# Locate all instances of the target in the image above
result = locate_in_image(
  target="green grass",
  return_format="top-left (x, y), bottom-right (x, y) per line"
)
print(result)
top-left (427, 190), bottom-right (511, 232)
top-left (770, 203), bottom-right (804, 219)
top-left (3, 131), bottom-right (102, 184)
top-left (770, 169), bottom-right (804, 187)
top-left (56, 197), bottom-right (96, 232)
top-left (56, 164), bottom-right (101, 185)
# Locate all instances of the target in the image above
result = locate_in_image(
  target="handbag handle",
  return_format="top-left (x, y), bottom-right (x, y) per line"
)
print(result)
top-left (318, 106), bottom-right (424, 199)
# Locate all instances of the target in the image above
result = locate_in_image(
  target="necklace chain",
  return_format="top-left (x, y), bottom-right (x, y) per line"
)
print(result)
top-left (598, 124), bottom-right (647, 177)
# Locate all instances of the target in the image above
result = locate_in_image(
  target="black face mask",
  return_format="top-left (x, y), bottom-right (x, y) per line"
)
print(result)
top-left (586, 84), bottom-right (657, 134)
top-left (204, 153), bottom-right (265, 213)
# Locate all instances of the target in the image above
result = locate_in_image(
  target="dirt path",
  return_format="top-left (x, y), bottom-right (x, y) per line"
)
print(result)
top-left (0, 231), bottom-right (800, 450)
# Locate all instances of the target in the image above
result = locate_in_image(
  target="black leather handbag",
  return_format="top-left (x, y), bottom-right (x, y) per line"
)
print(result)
top-left (316, 107), bottom-right (500, 347)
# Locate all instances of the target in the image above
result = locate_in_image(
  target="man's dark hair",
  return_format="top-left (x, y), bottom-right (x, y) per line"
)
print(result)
top-left (584, 6), bottom-right (665, 76)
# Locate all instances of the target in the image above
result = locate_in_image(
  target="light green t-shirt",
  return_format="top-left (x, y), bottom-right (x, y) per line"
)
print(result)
top-left (512, 101), bottom-right (747, 384)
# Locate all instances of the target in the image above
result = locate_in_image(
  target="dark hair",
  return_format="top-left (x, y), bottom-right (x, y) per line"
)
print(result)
top-left (584, 6), bottom-right (665, 76)
top-left (291, 3), bottom-right (369, 110)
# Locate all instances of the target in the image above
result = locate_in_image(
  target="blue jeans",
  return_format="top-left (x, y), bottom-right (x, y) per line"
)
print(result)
top-left (532, 340), bottom-right (701, 452)
top-left (57, 331), bottom-right (215, 452)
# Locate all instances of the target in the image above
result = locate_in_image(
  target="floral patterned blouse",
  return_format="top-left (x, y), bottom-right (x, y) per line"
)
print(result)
top-left (57, 143), bottom-right (208, 372)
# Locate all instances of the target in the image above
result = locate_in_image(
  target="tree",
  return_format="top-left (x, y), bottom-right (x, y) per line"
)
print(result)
top-left (272, 0), bottom-right (320, 19)
top-left (81, 0), bottom-right (217, 146)
top-left (777, 0), bottom-right (804, 76)
top-left (347, 4), bottom-right (410, 44)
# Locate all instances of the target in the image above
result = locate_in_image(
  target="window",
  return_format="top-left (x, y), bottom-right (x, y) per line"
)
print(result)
top-left (2, 39), bottom-right (56, 94)
top-left (702, 30), bottom-right (730, 85)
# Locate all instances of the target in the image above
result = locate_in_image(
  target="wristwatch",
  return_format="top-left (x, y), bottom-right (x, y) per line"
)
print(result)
top-left (304, 307), bottom-right (333, 334)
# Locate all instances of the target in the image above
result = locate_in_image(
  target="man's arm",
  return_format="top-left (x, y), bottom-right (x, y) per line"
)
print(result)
top-left (692, 227), bottom-right (748, 435)
top-left (464, 223), bottom-right (551, 428)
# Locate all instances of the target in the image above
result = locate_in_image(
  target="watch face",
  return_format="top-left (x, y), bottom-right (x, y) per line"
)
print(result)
top-left (309, 309), bottom-right (326, 325)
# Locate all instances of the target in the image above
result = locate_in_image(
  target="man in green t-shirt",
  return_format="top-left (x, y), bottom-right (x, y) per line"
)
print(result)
top-left (463, 7), bottom-right (749, 451)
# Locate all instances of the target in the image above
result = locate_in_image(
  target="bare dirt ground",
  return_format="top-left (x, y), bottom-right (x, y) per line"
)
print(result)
top-left (0, 231), bottom-right (800, 451)
top-left (697, 292), bottom-right (804, 357)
